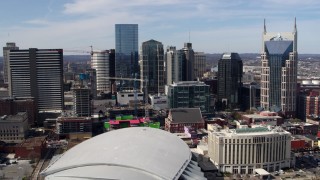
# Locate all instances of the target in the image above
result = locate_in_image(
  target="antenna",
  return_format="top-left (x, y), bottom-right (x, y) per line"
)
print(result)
top-left (264, 18), bottom-right (266, 34)
top-left (294, 17), bottom-right (297, 32)
top-left (188, 30), bottom-right (190, 43)
top-left (90, 45), bottom-right (93, 55)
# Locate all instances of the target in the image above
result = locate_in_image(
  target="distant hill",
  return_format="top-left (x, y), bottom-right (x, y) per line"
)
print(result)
top-left (63, 55), bottom-right (90, 63)
top-left (0, 54), bottom-right (319, 64)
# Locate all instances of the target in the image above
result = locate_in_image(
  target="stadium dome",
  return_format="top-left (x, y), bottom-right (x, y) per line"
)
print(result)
top-left (41, 127), bottom-right (205, 180)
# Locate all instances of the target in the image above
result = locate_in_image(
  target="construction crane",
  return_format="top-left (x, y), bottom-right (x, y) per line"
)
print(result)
top-left (102, 77), bottom-right (149, 120)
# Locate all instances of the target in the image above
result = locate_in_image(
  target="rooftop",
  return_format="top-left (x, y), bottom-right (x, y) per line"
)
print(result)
top-left (169, 108), bottom-right (204, 124)
top-left (41, 127), bottom-right (205, 180)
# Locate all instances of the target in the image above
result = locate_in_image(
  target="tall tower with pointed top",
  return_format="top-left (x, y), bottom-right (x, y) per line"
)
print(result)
top-left (260, 19), bottom-right (298, 117)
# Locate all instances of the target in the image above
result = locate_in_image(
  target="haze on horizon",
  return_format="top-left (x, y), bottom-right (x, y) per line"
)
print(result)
top-left (0, 0), bottom-right (320, 55)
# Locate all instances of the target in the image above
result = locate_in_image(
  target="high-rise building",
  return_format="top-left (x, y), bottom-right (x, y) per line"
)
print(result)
top-left (261, 19), bottom-right (298, 117)
top-left (194, 52), bottom-right (206, 80)
top-left (140, 39), bottom-right (164, 94)
top-left (165, 46), bottom-right (183, 85)
top-left (166, 81), bottom-right (210, 113)
top-left (181, 43), bottom-right (195, 81)
top-left (91, 50), bottom-right (114, 93)
top-left (3, 42), bottom-right (19, 84)
top-left (8, 48), bottom-right (64, 111)
top-left (217, 52), bottom-right (243, 109)
top-left (115, 24), bottom-right (139, 79)
top-left (73, 88), bottom-right (91, 117)
top-left (85, 69), bottom-right (97, 98)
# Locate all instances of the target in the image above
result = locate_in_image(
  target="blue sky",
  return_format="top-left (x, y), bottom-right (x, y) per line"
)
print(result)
top-left (0, 0), bottom-right (320, 55)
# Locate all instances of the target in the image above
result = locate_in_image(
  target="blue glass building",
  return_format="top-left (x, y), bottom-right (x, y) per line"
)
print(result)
top-left (260, 19), bottom-right (298, 117)
top-left (115, 24), bottom-right (139, 80)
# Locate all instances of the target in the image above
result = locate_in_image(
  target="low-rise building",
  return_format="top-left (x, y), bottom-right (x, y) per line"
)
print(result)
top-left (165, 108), bottom-right (204, 133)
top-left (241, 111), bottom-right (283, 126)
top-left (0, 112), bottom-right (28, 143)
top-left (56, 117), bottom-right (92, 140)
top-left (208, 125), bottom-right (292, 174)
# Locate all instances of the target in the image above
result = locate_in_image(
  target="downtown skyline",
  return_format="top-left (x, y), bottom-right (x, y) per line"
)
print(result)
top-left (1, 0), bottom-right (320, 55)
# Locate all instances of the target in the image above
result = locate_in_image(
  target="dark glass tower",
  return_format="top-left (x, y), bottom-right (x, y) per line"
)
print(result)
top-left (140, 39), bottom-right (164, 94)
top-left (217, 52), bottom-right (243, 109)
top-left (115, 24), bottom-right (139, 80)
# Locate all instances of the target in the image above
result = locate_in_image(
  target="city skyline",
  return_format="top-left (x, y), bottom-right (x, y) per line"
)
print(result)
top-left (0, 0), bottom-right (320, 55)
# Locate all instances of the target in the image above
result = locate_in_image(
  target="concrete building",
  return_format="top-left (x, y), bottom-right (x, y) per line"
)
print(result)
top-left (241, 111), bottom-right (283, 126)
top-left (3, 42), bottom-right (19, 84)
top-left (208, 126), bottom-right (292, 174)
top-left (140, 39), bottom-right (165, 94)
top-left (0, 112), bottom-right (28, 143)
top-left (194, 52), bottom-right (206, 80)
top-left (72, 87), bottom-right (91, 117)
top-left (85, 68), bottom-right (97, 98)
top-left (91, 50), bottom-right (112, 93)
top-left (56, 117), bottom-right (92, 139)
top-left (166, 81), bottom-right (210, 113)
top-left (217, 52), bottom-right (243, 109)
top-left (116, 90), bottom-right (144, 106)
top-left (115, 24), bottom-right (139, 79)
top-left (165, 108), bottom-right (205, 133)
top-left (165, 46), bottom-right (183, 85)
top-left (260, 19), bottom-right (298, 117)
top-left (8, 48), bottom-right (64, 112)
top-left (41, 127), bottom-right (206, 179)
top-left (149, 94), bottom-right (168, 110)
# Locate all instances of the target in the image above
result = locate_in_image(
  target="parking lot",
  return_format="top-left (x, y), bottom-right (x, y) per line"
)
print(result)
top-left (0, 160), bottom-right (34, 179)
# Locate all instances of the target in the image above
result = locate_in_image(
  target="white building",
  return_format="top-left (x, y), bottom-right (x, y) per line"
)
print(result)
top-left (91, 50), bottom-right (110, 93)
top-left (149, 94), bottom-right (167, 110)
top-left (117, 90), bottom-right (144, 106)
top-left (208, 126), bottom-right (292, 174)
top-left (0, 112), bottom-right (28, 143)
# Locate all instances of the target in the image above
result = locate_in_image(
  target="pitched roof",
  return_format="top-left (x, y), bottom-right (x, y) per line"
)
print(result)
top-left (169, 108), bottom-right (204, 124)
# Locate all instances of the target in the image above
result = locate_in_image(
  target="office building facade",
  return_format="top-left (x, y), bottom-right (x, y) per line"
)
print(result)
top-left (217, 53), bottom-right (243, 109)
top-left (3, 42), bottom-right (19, 84)
top-left (181, 43), bottom-right (195, 81)
top-left (8, 48), bottom-right (64, 111)
top-left (261, 19), bottom-right (298, 117)
top-left (165, 46), bottom-right (183, 85)
top-left (115, 24), bottom-right (139, 79)
top-left (208, 126), bottom-right (292, 174)
top-left (166, 81), bottom-right (210, 113)
top-left (194, 52), bottom-right (206, 80)
top-left (91, 50), bottom-right (114, 93)
top-left (73, 88), bottom-right (91, 117)
top-left (140, 39), bottom-right (164, 94)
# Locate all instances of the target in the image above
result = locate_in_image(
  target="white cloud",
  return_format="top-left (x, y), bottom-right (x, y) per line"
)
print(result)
top-left (1, 0), bottom-right (320, 54)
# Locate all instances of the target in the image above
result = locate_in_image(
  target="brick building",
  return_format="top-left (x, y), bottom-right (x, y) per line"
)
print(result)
top-left (0, 97), bottom-right (37, 126)
top-left (165, 108), bottom-right (204, 133)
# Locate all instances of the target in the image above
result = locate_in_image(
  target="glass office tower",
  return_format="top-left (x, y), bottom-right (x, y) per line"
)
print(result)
top-left (140, 39), bottom-right (164, 94)
top-left (260, 19), bottom-right (297, 117)
top-left (115, 24), bottom-right (139, 80)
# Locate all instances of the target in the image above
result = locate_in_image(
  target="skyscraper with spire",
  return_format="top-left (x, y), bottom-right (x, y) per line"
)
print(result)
top-left (260, 19), bottom-right (298, 117)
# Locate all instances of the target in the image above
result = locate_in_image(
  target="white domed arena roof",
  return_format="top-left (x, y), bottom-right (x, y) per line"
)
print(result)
top-left (41, 127), bottom-right (205, 180)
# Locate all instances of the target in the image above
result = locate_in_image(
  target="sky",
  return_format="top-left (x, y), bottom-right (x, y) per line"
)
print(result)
top-left (0, 0), bottom-right (320, 55)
